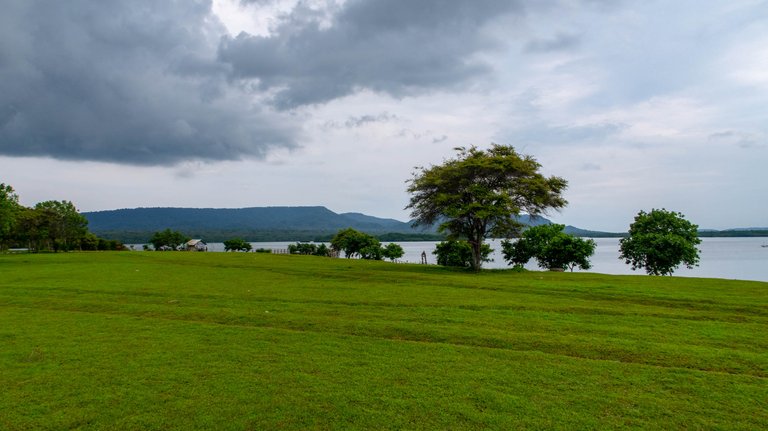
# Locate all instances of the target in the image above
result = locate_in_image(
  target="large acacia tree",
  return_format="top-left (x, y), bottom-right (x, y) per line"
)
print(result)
top-left (407, 145), bottom-right (568, 270)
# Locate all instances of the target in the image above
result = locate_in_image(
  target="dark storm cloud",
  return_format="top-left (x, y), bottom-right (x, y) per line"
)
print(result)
top-left (218, 0), bottom-right (524, 109)
top-left (0, 0), bottom-right (298, 165)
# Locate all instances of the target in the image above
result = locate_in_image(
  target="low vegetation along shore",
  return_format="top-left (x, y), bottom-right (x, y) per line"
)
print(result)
top-left (1, 252), bottom-right (766, 430)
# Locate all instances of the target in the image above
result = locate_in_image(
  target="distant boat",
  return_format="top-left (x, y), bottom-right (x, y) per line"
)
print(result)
top-left (762, 244), bottom-right (768, 248)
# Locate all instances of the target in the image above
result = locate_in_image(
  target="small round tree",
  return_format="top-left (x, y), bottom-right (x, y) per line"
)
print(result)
top-left (224, 238), bottom-right (252, 252)
top-left (381, 243), bottom-right (405, 262)
top-left (502, 224), bottom-right (596, 271)
top-left (619, 209), bottom-right (701, 276)
top-left (149, 229), bottom-right (189, 251)
top-left (330, 228), bottom-right (382, 259)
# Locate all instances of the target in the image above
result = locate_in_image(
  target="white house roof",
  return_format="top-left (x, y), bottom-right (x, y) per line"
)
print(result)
top-left (186, 239), bottom-right (205, 246)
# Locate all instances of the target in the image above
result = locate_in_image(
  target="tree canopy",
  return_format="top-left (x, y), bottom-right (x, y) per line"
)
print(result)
top-left (381, 243), bottom-right (405, 262)
top-left (223, 238), bottom-right (252, 252)
top-left (330, 228), bottom-right (403, 261)
top-left (0, 183), bottom-right (21, 249)
top-left (0, 183), bottom-right (120, 251)
top-left (433, 240), bottom-right (492, 268)
top-left (33, 200), bottom-right (89, 252)
top-left (619, 209), bottom-right (701, 276)
top-left (149, 229), bottom-right (190, 251)
top-left (502, 224), bottom-right (596, 272)
top-left (288, 242), bottom-right (330, 256)
top-left (406, 144), bottom-right (567, 270)
top-left (330, 228), bottom-right (381, 259)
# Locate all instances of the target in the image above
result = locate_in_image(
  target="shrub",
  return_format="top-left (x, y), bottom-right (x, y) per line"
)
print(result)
top-left (434, 240), bottom-right (492, 268)
top-left (381, 243), bottom-right (404, 262)
top-left (502, 224), bottom-right (596, 272)
top-left (224, 238), bottom-right (252, 252)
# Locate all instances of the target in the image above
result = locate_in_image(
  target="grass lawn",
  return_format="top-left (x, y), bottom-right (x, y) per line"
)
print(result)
top-left (1, 251), bottom-right (766, 430)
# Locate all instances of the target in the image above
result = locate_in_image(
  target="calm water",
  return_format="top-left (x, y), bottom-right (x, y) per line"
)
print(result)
top-left (133, 237), bottom-right (768, 282)
top-left (388, 237), bottom-right (768, 282)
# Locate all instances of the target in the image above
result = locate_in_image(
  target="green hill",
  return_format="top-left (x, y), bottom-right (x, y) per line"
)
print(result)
top-left (83, 206), bottom-right (438, 242)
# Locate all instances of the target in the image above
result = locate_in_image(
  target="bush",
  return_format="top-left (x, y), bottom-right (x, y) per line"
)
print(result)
top-left (314, 244), bottom-right (330, 257)
top-left (224, 238), bottom-right (252, 252)
top-left (288, 242), bottom-right (331, 256)
top-left (330, 228), bottom-right (381, 259)
top-left (433, 240), bottom-right (492, 268)
top-left (502, 224), bottom-right (596, 272)
top-left (381, 243), bottom-right (404, 262)
top-left (149, 229), bottom-right (189, 251)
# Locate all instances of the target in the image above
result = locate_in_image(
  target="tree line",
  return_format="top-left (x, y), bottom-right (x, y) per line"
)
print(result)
top-left (147, 228), bottom-right (406, 261)
top-left (0, 183), bottom-right (122, 252)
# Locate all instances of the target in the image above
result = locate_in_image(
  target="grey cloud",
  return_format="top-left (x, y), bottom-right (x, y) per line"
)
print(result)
top-left (524, 33), bottom-right (581, 53)
top-left (320, 112), bottom-right (397, 129)
top-left (344, 112), bottom-right (397, 128)
top-left (708, 131), bottom-right (737, 140)
top-left (218, 0), bottom-right (524, 109)
top-left (0, 0), bottom-right (299, 165)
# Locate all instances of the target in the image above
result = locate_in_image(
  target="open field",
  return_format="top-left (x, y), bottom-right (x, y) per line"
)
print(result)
top-left (1, 252), bottom-right (766, 430)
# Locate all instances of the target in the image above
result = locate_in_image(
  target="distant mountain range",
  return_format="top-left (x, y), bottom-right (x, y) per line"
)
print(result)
top-left (84, 206), bottom-right (438, 242)
top-left (82, 206), bottom-right (766, 243)
top-left (83, 206), bottom-right (567, 242)
top-left (85, 206), bottom-right (403, 232)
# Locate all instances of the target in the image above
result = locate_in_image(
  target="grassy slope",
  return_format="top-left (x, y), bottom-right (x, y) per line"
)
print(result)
top-left (1, 252), bottom-right (766, 430)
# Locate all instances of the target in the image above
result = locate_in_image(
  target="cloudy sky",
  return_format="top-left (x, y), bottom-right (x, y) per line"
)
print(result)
top-left (1, 0), bottom-right (766, 231)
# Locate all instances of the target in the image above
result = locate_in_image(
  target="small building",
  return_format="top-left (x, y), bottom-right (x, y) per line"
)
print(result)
top-left (185, 239), bottom-right (207, 252)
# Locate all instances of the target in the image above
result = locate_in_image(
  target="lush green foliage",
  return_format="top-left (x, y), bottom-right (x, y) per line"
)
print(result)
top-left (381, 243), bottom-right (405, 262)
top-left (34, 201), bottom-right (90, 251)
top-left (79, 233), bottom-right (123, 251)
top-left (149, 229), bottom-right (190, 250)
top-left (433, 240), bottom-right (492, 268)
top-left (0, 183), bottom-right (121, 251)
top-left (407, 144), bottom-right (568, 270)
top-left (502, 224), bottom-right (596, 271)
top-left (11, 200), bottom-right (91, 252)
top-left (619, 209), bottom-right (702, 276)
top-left (1, 252), bottom-right (766, 430)
top-left (330, 228), bottom-right (381, 259)
top-left (223, 238), bottom-right (252, 252)
top-left (0, 183), bottom-right (21, 249)
top-left (288, 242), bottom-right (330, 256)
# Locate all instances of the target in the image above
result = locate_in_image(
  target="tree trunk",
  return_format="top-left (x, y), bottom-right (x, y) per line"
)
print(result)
top-left (469, 238), bottom-right (482, 271)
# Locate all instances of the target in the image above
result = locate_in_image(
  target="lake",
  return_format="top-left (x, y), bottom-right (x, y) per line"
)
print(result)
top-left (389, 237), bottom-right (768, 282)
top-left (132, 237), bottom-right (768, 282)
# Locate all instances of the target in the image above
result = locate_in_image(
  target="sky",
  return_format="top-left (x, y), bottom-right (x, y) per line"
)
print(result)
top-left (1, 0), bottom-right (766, 232)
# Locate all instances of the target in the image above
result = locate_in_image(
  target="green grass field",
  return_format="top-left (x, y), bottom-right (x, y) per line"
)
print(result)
top-left (1, 252), bottom-right (766, 430)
